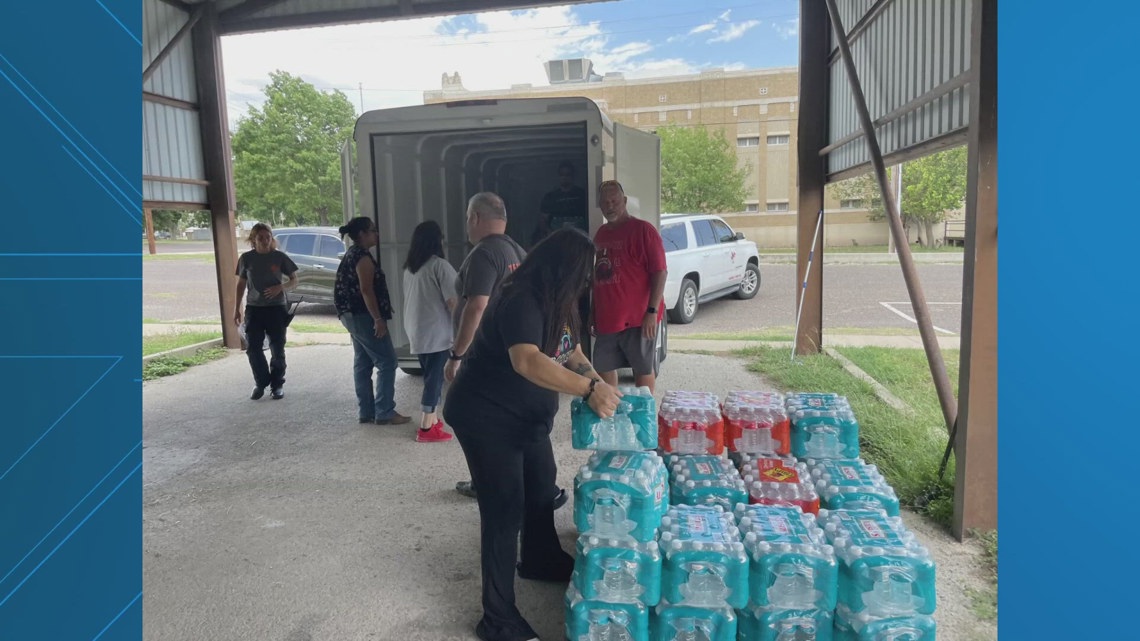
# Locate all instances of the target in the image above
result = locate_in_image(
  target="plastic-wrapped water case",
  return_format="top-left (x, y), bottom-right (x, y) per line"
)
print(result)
top-left (818, 510), bottom-right (936, 617)
top-left (738, 605), bottom-right (834, 641)
top-left (658, 505), bottom-right (749, 609)
top-left (734, 504), bottom-right (838, 610)
top-left (806, 458), bottom-right (900, 517)
top-left (785, 393), bottom-right (850, 413)
top-left (658, 391), bottom-right (724, 455)
top-left (740, 455), bottom-right (821, 515)
top-left (651, 603), bottom-right (736, 641)
top-left (790, 407), bottom-right (860, 460)
top-left (566, 584), bottom-right (650, 641)
top-left (833, 604), bottom-right (936, 641)
top-left (573, 534), bottom-right (663, 606)
top-left (667, 454), bottom-right (748, 510)
top-left (573, 386), bottom-right (658, 451)
top-left (723, 391), bottom-right (790, 455)
top-left (575, 451), bottom-right (669, 542)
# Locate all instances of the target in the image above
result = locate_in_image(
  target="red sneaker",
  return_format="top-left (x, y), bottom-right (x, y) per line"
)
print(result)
top-left (415, 421), bottom-right (453, 443)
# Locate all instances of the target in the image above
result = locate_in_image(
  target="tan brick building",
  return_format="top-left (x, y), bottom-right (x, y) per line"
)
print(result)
top-left (424, 60), bottom-right (893, 248)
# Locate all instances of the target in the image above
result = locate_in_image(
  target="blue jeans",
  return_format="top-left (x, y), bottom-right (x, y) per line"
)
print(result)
top-left (340, 312), bottom-right (399, 421)
top-left (417, 350), bottom-right (449, 413)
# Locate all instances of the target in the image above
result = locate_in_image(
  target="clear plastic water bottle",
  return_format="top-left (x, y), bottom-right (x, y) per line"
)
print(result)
top-left (565, 585), bottom-right (649, 641)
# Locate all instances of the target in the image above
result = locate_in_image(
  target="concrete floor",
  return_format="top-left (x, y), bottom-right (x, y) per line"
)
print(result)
top-left (142, 346), bottom-right (994, 641)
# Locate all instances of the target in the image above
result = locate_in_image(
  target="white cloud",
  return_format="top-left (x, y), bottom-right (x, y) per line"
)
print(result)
top-left (718, 10), bottom-right (733, 21)
top-left (774, 18), bottom-right (799, 39)
top-left (708, 19), bottom-right (761, 44)
top-left (689, 21), bottom-right (717, 35)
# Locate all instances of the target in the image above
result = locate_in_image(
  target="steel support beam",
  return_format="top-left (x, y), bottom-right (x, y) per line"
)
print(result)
top-left (823, 0), bottom-right (959, 434)
top-left (191, 3), bottom-right (241, 350)
top-left (143, 5), bottom-right (202, 84)
top-left (953, 0), bottom-right (997, 539)
top-left (794, 0), bottom-right (830, 355)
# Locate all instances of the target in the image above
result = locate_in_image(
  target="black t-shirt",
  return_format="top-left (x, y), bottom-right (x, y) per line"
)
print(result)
top-left (445, 286), bottom-right (575, 436)
top-left (452, 234), bottom-right (526, 335)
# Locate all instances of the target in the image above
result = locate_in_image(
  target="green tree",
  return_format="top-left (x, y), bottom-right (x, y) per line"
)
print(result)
top-left (150, 210), bottom-right (184, 236)
top-left (903, 146), bottom-right (968, 246)
top-left (231, 71), bottom-right (357, 227)
top-left (659, 125), bottom-right (749, 213)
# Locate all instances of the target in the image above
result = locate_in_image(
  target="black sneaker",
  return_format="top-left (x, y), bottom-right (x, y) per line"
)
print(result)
top-left (250, 387), bottom-right (266, 400)
top-left (270, 387), bottom-right (284, 400)
top-left (552, 487), bottom-right (568, 510)
top-left (455, 480), bottom-right (477, 498)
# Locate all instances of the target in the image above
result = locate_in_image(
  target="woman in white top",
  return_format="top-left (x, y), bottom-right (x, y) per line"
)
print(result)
top-left (402, 220), bottom-right (459, 442)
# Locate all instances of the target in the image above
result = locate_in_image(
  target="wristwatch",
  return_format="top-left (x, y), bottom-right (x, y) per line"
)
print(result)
top-left (583, 378), bottom-right (598, 401)
top-left (449, 350), bottom-right (465, 361)
top-left (646, 305), bottom-right (658, 314)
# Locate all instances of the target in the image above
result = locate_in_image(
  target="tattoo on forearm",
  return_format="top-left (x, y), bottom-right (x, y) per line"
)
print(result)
top-left (573, 363), bottom-right (594, 377)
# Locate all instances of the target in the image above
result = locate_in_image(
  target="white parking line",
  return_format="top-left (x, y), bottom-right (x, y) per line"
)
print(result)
top-left (879, 302), bottom-right (958, 335)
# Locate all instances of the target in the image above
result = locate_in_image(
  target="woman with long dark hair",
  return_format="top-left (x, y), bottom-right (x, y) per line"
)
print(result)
top-left (401, 220), bottom-right (457, 442)
top-left (334, 217), bottom-right (412, 425)
top-left (443, 228), bottom-right (622, 641)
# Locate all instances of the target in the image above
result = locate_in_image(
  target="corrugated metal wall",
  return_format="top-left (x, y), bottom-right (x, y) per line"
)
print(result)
top-left (826, 0), bottom-right (972, 179)
top-left (143, 0), bottom-right (206, 206)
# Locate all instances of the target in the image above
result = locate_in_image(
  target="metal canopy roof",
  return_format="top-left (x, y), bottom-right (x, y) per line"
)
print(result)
top-left (172, 0), bottom-right (607, 35)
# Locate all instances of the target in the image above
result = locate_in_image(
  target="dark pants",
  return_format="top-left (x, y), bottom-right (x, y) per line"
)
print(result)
top-left (244, 305), bottom-right (288, 389)
top-left (417, 350), bottom-right (449, 413)
top-left (450, 423), bottom-right (563, 641)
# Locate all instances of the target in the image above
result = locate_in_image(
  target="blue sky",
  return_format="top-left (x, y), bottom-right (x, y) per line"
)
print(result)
top-left (221, 0), bottom-right (800, 123)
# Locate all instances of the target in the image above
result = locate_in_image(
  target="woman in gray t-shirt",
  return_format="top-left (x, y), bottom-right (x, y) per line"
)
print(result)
top-left (402, 221), bottom-right (458, 443)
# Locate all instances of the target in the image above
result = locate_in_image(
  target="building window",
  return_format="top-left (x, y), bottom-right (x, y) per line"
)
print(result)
top-left (790, 102), bottom-right (796, 113)
top-left (767, 201), bottom-right (790, 212)
top-left (687, 110), bottom-right (692, 120)
top-left (759, 87), bottom-right (769, 95)
top-left (732, 106), bottom-right (739, 116)
top-left (745, 204), bottom-right (760, 213)
top-left (737, 137), bottom-right (760, 147)
top-left (659, 111), bottom-right (667, 122)
top-left (767, 134), bottom-right (790, 145)
top-left (840, 199), bottom-right (865, 209)
top-left (658, 94), bottom-right (667, 103)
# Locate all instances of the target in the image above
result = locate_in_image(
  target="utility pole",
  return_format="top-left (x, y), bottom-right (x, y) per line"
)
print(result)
top-left (358, 82), bottom-right (364, 113)
top-left (888, 163), bottom-right (902, 254)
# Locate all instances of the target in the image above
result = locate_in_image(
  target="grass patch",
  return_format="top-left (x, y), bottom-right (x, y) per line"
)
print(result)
top-left (143, 331), bottom-right (223, 356)
top-left (143, 346), bottom-right (229, 380)
top-left (765, 245), bottom-right (963, 254)
top-left (683, 327), bottom-right (920, 341)
top-left (737, 345), bottom-right (960, 529)
top-left (143, 252), bottom-right (215, 262)
top-left (143, 319), bottom-right (219, 325)
top-left (289, 321), bottom-right (347, 334)
top-left (966, 529), bottom-right (998, 621)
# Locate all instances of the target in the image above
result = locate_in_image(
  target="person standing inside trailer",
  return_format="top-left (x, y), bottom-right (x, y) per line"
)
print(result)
top-left (530, 160), bottom-right (588, 248)
top-left (590, 180), bottom-right (668, 392)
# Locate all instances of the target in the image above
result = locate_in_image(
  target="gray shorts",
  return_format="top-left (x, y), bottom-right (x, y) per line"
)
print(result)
top-left (592, 327), bottom-right (657, 376)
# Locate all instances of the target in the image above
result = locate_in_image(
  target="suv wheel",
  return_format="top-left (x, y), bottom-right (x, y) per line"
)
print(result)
top-left (668, 279), bottom-right (699, 324)
top-left (733, 263), bottom-right (761, 300)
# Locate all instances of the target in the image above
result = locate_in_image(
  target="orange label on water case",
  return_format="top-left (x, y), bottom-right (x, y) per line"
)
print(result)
top-left (754, 458), bottom-right (800, 483)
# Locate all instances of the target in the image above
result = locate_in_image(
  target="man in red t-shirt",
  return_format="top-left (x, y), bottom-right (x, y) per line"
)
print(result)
top-left (591, 180), bottom-right (668, 392)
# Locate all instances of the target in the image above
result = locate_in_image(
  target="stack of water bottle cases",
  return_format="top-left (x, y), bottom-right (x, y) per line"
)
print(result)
top-left (566, 387), bottom-right (937, 640)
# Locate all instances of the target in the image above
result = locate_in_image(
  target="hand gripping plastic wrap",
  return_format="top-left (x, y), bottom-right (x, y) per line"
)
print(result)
top-left (817, 509), bottom-right (936, 618)
top-left (786, 393), bottom-right (860, 460)
top-left (737, 604), bottom-right (834, 641)
top-left (572, 534), bottom-right (663, 607)
top-left (658, 391), bottom-right (724, 455)
top-left (572, 385), bottom-right (658, 451)
top-left (722, 390), bottom-right (790, 455)
top-left (733, 504), bottom-right (838, 611)
top-left (575, 450), bottom-right (669, 542)
top-left (565, 584), bottom-right (650, 641)
top-left (739, 454), bottom-right (821, 515)
top-left (667, 454), bottom-right (748, 511)
top-left (658, 505), bottom-right (749, 610)
top-left (805, 458), bottom-right (900, 517)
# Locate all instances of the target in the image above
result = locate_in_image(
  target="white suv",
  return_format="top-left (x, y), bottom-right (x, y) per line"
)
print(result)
top-left (660, 214), bottom-right (761, 324)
